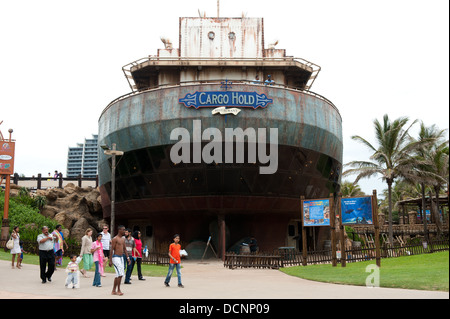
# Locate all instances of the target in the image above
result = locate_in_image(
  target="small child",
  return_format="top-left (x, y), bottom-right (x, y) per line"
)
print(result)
top-left (164, 234), bottom-right (184, 288)
top-left (17, 240), bottom-right (27, 268)
top-left (65, 254), bottom-right (82, 289)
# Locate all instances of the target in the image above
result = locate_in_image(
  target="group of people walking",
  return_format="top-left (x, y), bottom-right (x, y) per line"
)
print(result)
top-left (9, 224), bottom-right (183, 296)
top-left (69, 225), bottom-right (147, 291)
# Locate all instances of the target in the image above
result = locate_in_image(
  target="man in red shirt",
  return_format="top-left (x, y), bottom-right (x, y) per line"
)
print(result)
top-left (164, 234), bottom-right (184, 288)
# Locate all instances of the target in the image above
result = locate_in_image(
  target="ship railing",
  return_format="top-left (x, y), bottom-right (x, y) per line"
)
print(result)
top-left (123, 56), bottom-right (320, 73)
top-left (100, 79), bottom-right (340, 119)
top-left (122, 55), bottom-right (321, 92)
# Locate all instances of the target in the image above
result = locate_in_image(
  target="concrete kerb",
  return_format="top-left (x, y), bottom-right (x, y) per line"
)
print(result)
top-left (0, 259), bottom-right (448, 299)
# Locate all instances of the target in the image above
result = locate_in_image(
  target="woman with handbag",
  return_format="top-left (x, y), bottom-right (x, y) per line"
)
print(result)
top-left (10, 226), bottom-right (22, 269)
top-left (79, 228), bottom-right (93, 277)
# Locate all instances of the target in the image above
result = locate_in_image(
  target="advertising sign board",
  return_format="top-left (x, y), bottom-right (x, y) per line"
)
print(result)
top-left (302, 199), bottom-right (330, 226)
top-left (341, 196), bottom-right (373, 225)
top-left (0, 141), bottom-right (15, 175)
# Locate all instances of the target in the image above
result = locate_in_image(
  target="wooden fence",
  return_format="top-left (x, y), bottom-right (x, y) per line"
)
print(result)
top-left (141, 252), bottom-right (170, 266)
top-left (3, 173), bottom-right (98, 190)
top-left (223, 238), bottom-right (449, 269)
top-left (224, 252), bottom-right (282, 269)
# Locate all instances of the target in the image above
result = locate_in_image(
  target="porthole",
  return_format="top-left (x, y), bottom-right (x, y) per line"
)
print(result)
top-left (208, 31), bottom-right (215, 40)
top-left (228, 32), bottom-right (236, 40)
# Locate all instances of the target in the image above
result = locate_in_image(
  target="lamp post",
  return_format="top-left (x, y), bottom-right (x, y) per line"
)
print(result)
top-left (101, 143), bottom-right (123, 237)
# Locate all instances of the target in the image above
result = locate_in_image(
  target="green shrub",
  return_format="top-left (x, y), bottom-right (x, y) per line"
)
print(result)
top-left (0, 191), bottom-right (58, 241)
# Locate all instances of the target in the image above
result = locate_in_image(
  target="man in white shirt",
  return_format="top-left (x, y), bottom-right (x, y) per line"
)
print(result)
top-left (37, 226), bottom-right (57, 283)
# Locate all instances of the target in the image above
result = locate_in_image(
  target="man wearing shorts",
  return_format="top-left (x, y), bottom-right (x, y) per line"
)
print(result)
top-left (108, 225), bottom-right (130, 296)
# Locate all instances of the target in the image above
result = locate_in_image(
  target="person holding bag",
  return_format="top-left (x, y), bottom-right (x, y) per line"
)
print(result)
top-left (164, 234), bottom-right (184, 288)
top-left (91, 232), bottom-right (105, 287)
top-left (79, 228), bottom-right (93, 277)
top-left (10, 226), bottom-right (22, 269)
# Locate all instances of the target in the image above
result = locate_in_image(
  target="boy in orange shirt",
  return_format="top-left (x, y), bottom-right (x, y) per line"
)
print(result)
top-left (164, 234), bottom-right (184, 288)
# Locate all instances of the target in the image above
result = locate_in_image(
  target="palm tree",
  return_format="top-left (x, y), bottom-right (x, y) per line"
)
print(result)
top-left (343, 114), bottom-right (426, 244)
top-left (427, 140), bottom-right (449, 235)
top-left (340, 180), bottom-right (365, 197)
top-left (380, 180), bottom-right (419, 224)
top-left (411, 122), bottom-right (448, 239)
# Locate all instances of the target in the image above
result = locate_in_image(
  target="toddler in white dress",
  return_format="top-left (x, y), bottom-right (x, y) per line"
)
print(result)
top-left (65, 255), bottom-right (82, 288)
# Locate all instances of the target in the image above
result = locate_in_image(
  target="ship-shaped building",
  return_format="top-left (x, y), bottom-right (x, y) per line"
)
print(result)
top-left (98, 14), bottom-right (342, 256)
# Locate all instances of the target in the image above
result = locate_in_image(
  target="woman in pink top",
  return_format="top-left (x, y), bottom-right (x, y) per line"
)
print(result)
top-left (132, 231), bottom-right (145, 280)
top-left (91, 233), bottom-right (104, 287)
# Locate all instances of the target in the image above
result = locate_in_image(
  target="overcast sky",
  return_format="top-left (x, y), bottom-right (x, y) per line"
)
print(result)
top-left (1, 0), bottom-right (448, 197)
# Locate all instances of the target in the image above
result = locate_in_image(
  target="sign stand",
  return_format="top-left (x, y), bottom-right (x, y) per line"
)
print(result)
top-left (329, 193), bottom-right (337, 267)
top-left (372, 190), bottom-right (381, 267)
top-left (338, 191), bottom-right (381, 268)
top-left (301, 191), bottom-right (381, 268)
top-left (199, 236), bottom-right (218, 264)
top-left (300, 196), bottom-right (308, 266)
top-left (337, 192), bottom-right (346, 267)
top-left (301, 195), bottom-right (333, 266)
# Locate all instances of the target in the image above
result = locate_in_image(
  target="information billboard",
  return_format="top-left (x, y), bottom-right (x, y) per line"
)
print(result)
top-left (341, 196), bottom-right (373, 225)
top-left (0, 141), bottom-right (15, 175)
top-left (302, 199), bottom-right (330, 226)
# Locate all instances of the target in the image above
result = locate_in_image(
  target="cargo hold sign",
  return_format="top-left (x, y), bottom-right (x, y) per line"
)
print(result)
top-left (179, 91), bottom-right (273, 109)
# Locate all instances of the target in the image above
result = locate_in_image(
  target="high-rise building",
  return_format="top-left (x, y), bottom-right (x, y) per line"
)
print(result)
top-left (67, 134), bottom-right (98, 178)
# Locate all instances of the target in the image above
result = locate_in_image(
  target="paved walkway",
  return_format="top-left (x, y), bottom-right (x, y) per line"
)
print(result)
top-left (0, 259), bottom-right (448, 299)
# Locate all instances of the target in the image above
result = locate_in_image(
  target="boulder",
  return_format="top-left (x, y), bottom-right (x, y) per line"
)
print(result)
top-left (70, 217), bottom-right (92, 241)
top-left (40, 206), bottom-right (59, 219)
top-left (34, 185), bottom-right (104, 241)
top-left (54, 211), bottom-right (74, 230)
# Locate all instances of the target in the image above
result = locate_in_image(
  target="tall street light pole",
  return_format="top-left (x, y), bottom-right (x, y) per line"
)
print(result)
top-left (102, 143), bottom-right (123, 238)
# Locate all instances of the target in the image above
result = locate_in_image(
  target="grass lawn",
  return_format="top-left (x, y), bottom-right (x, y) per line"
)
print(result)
top-left (280, 251), bottom-right (449, 292)
top-left (0, 250), bottom-right (170, 277)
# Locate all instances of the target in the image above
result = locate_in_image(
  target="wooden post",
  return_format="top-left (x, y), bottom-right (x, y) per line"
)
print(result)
top-left (13, 173), bottom-right (19, 185)
top-left (428, 190), bottom-right (435, 253)
top-left (218, 214), bottom-right (226, 261)
top-left (338, 192), bottom-right (346, 267)
top-left (0, 130), bottom-right (13, 242)
top-left (330, 193), bottom-right (337, 267)
top-left (372, 190), bottom-right (381, 267)
top-left (300, 196), bottom-right (308, 266)
top-left (1, 174), bottom-right (11, 241)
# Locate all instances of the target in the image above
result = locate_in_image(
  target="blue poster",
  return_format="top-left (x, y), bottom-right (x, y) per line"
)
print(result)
top-left (341, 196), bottom-right (373, 225)
top-left (417, 210), bottom-right (442, 222)
top-left (303, 199), bottom-right (330, 226)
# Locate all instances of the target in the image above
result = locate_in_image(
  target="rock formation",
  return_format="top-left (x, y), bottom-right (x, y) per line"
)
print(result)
top-left (35, 183), bottom-right (106, 241)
